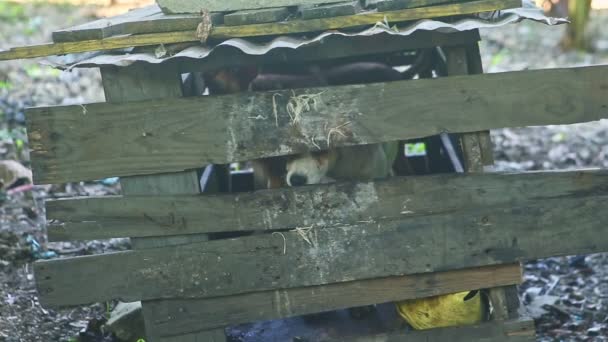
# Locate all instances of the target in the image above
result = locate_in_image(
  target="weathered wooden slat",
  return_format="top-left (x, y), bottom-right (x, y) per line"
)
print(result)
top-left (34, 189), bottom-right (608, 307)
top-left (224, 7), bottom-right (292, 26)
top-left (53, 5), bottom-right (160, 42)
top-left (1, 0), bottom-right (518, 60)
top-left (207, 0), bottom-right (518, 39)
top-left (376, 0), bottom-right (455, 12)
top-left (100, 60), bottom-right (226, 342)
top-left (299, 1), bottom-right (359, 20)
top-left (53, 5), bottom-right (225, 43)
top-left (27, 65), bottom-right (608, 184)
top-left (444, 44), bottom-right (520, 322)
top-left (338, 319), bottom-right (535, 342)
top-left (46, 170), bottom-right (608, 241)
top-left (143, 264), bottom-right (521, 336)
top-left (156, 0), bottom-right (360, 13)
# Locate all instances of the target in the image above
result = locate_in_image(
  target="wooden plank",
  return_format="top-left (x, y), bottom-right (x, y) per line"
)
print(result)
top-left (27, 65), bottom-right (608, 184)
top-left (338, 319), bottom-right (535, 342)
top-left (100, 63), bottom-right (207, 249)
top-left (224, 7), bottom-right (291, 26)
top-left (53, 6), bottom-right (225, 43)
top-left (46, 169), bottom-right (608, 241)
top-left (0, 31), bottom-right (200, 61)
top-left (157, 0), bottom-right (354, 13)
top-left (101, 63), bottom-right (225, 341)
top-left (1, 0), bottom-right (519, 60)
top-left (376, 0), bottom-right (454, 12)
top-left (52, 5), bottom-right (162, 42)
top-left (34, 188), bottom-right (608, 307)
top-left (465, 42), bottom-right (494, 166)
top-left (204, 0), bottom-right (519, 39)
top-left (143, 264), bottom-right (521, 336)
top-left (300, 2), bottom-right (359, 20)
top-left (445, 44), bottom-right (520, 322)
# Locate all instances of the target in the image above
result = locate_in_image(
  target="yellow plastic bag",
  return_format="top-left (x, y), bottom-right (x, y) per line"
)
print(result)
top-left (396, 291), bottom-right (489, 330)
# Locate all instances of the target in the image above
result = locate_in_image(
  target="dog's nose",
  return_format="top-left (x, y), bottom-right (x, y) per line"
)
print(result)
top-left (289, 174), bottom-right (308, 187)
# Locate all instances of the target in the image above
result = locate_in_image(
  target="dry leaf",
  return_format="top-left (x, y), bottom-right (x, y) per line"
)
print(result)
top-left (0, 160), bottom-right (32, 190)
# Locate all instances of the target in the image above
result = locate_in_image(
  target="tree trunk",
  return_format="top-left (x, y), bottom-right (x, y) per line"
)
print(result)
top-left (561, 0), bottom-right (593, 50)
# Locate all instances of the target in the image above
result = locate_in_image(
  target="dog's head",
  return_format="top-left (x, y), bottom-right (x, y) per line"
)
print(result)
top-left (285, 151), bottom-right (335, 186)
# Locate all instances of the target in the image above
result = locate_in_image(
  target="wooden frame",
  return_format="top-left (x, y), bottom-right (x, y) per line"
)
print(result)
top-left (24, 24), bottom-right (605, 340)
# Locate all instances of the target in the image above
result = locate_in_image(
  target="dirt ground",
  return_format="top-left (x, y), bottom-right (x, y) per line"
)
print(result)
top-left (1, 2), bottom-right (608, 341)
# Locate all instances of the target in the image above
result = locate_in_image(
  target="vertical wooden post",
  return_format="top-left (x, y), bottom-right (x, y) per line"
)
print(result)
top-left (444, 42), bottom-right (521, 321)
top-left (562, 0), bottom-right (592, 50)
top-left (101, 63), bottom-right (227, 342)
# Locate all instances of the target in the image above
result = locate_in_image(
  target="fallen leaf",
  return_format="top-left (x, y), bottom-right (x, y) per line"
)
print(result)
top-left (0, 160), bottom-right (32, 190)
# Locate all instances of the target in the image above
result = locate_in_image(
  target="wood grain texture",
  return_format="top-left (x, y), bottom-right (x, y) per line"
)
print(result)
top-left (224, 7), bottom-right (291, 26)
top-left (142, 264), bottom-right (521, 336)
top-left (46, 170), bottom-right (608, 241)
top-left (299, 1), bottom-right (359, 20)
top-left (157, 0), bottom-right (347, 12)
top-left (100, 63), bottom-right (207, 249)
top-left (2, 0), bottom-right (518, 60)
top-left (34, 187), bottom-right (608, 307)
top-left (51, 5), bottom-right (225, 43)
top-left (27, 65), bottom-right (608, 184)
top-left (52, 5), bottom-right (162, 42)
top-left (376, 0), bottom-right (454, 12)
top-left (100, 60), bottom-right (225, 342)
top-left (53, 7), bottom-right (225, 43)
top-left (208, 0), bottom-right (519, 39)
top-left (445, 44), bottom-right (520, 321)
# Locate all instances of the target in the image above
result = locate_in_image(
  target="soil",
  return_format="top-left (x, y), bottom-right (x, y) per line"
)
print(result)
top-left (1, 3), bottom-right (608, 341)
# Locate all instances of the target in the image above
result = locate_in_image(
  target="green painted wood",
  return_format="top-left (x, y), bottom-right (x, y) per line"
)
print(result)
top-left (142, 264), bottom-right (521, 336)
top-left (53, 5), bottom-right (224, 43)
top-left (52, 5), bottom-right (161, 42)
top-left (335, 319), bottom-right (535, 342)
top-left (46, 170), bottom-right (608, 241)
top-left (299, 1), bottom-right (359, 20)
top-left (224, 7), bottom-right (291, 26)
top-left (156, 0), bottom-right (348, 13)
top-left (376, 0), bottom-right (455, 12)
top-left (26, 65), bottom-right (608, 184)
top-left (34, 185), bottom-right (608, 307)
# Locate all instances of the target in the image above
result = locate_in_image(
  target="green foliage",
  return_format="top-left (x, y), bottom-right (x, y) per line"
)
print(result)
top-left (0, 2), bottom-right (26, 22)
top-left (0, 80), bottom-right (12, 90)
top-left (490, 49), bottom-right (506, 67)
top-left (0, 127), bottom-right (27, 152)
top-left (25, 65), bottom-right (61, 79)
